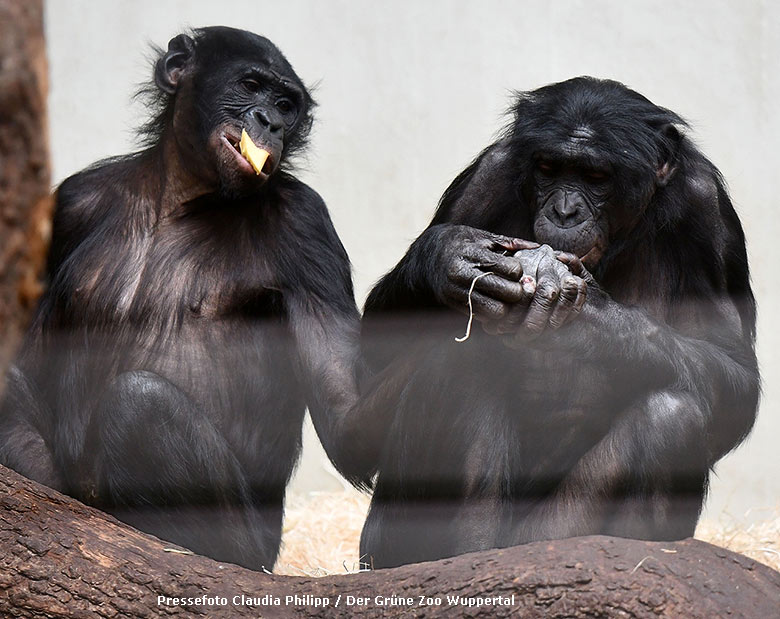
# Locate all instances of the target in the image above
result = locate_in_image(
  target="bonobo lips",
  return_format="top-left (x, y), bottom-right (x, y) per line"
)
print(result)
top-left (579, 243), bottom-right (605, 269)
top-left (222, 131), bottom-right (273, 180)
top-left (534, 217), bottom-right (607, 269)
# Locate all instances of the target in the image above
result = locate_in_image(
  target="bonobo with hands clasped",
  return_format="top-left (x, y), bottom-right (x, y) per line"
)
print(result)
top-left (358, 77), bottom-right (759, 569)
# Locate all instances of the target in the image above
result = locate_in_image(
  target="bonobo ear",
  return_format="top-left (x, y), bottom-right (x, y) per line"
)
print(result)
top-left (656, 124), bottom-right (680, 187)
top-left (155, 34), bottom-right (195, 95)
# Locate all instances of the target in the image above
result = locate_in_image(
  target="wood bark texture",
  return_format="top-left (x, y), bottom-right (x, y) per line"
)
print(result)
top-left (0, 464), bottom-right (777, 618)
top-left (0, 0), bottom-right (51, 385)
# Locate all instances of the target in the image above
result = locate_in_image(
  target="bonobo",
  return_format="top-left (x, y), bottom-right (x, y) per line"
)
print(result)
top-left (0, 27), bottom-right (374, 572)
top-left (358, 77), bottom-right (759, 568)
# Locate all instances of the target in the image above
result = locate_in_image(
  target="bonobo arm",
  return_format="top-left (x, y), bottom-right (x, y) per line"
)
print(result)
top-left (550, 242), bottom-right (758, 466)
top-left (365, 140), bottom-right (533, 319)
top-left (286, 293), bottom-right (420, 488)
top-left (365, 224), bottom-right (539, 317)
top-left (364, 139), bottom-right (586, 370)
top-left (504, 265), bottom-right (758, 540)
top-left (280, 186), bottom-right (420, 487)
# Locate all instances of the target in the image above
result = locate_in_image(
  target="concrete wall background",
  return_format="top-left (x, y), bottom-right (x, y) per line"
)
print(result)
top-left (44, 0), bottom-right (779, 521)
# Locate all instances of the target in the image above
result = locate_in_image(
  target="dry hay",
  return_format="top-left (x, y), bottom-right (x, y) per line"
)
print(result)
top-left (276, 487), bottom-right (371, 576)
top-left (276, 489), bottom-right (780, 576)
top-left (695, 505), bottom-right (780, 572)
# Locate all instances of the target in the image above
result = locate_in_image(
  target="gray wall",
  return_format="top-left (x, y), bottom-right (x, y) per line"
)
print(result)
top-left (44, 0), bottom-right (779, 520)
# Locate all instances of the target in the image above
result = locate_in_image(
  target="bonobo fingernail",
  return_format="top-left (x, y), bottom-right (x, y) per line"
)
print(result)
top-left (521, 276), bottom-right (536, 294)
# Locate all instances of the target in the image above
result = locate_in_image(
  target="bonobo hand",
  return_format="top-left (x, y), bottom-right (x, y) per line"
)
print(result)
top-left (424, 224), bottom-right (541, 321)
top-left (489, 247), bottom-right (589, 343)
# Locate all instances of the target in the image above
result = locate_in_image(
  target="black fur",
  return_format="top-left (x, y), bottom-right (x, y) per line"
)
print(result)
top-left (358, 77), bottom-right (759, 568)
top-left (0, 27), bottom-right (353, 572)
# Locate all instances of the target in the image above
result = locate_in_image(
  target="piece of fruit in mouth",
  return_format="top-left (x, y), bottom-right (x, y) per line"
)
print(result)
top-left (239, 129), bottom-right (270, 175)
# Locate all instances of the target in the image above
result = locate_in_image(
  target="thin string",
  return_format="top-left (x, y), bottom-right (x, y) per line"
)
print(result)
top-left (455, 271), bottom-right (493, 343)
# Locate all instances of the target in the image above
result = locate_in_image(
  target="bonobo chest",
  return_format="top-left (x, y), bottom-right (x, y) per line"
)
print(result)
top-left (65, 202), bottom-right (283, 325)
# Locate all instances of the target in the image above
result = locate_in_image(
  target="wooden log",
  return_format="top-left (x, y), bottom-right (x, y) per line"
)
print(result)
top-left (0, 464), bottom-right (777, 618)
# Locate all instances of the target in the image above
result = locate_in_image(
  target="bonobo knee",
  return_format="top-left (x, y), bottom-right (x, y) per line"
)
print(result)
top-left (99, 370), bottom-right (190, 429)
top-left (644, 391), bottom-right (706, 439)
top-left (91, 370), bottom-right (198, 460)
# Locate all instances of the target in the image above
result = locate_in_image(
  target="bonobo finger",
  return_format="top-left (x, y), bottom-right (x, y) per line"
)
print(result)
top-left (554, 251), bottom-right (580, 270)
top-left (555, 252), bottom-right (595, 284)
top-left (568, 278), bottom-right (588, 322)
top-left (513, 244), bottom-right (557, 280)
top-left (480, 321), bottom-right (502, 336)
top-left (473, 273), bottom-right (529, 303)
top-left (479, 320), bottom-right (513, 335)
top-left (548, 275), bottom-right (583, 329)
top-left (497, 238), bottom-right (541, 253)
top-left (468, 291), bottom-right (511, 321)
top-left (533, 249), bottom-right (565, 286)
top-left (445, 256), bottom-right (474, 284)
top-left (445, 288), bottom-right (508, 321)
top-left (474, 250), bottom-right (525, 281)
top-left (523, 277), bottom-right (560, 335)
top-left (480, 276), bottom-right (536, 326)
top-left (448, 263), bottom-right (499, 288)
top-left (480, 233), bottom-right (540, 254)
top-left (462, 247), bottom-right (525, 281)
top-left (482, 319), bottom-right (519, 335)
top-left (492, 301), bottom-right (530, 334)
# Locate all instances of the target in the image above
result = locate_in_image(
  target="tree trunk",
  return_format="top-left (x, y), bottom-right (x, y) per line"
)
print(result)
top-left (0, 0), bottom-right (51, 387)
top-left (0, 465), bottom-right (777, 618)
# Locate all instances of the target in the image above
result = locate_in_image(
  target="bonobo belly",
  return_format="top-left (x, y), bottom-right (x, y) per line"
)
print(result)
top-left (505, 345), bottom-right (619, 423)
top-left (434, 338), bottom-right (618, 422)
top-left (381, 338), bottom-right (621, 489)
top-left (48, 317), bottom-right (305, 483)
top-left (137, 319), bottom-right (304, 465)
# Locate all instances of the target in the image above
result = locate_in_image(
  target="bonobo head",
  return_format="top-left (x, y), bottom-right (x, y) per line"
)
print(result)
top-left (510, 77), bottom-right (684, 268)
top-left (143, 26), bottom-right (314, 196)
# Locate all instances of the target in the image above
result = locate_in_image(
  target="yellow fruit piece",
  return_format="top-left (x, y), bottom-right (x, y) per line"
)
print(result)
top-left (239, 129), bottom-right (270, 175)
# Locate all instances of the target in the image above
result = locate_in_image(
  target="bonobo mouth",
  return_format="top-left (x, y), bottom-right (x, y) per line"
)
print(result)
top-left (222, 131), bottom-right (273, 179)
top-left (578, 243), bottom-right (606, 269)
top-left (534, 217), bottom-right (607, 269)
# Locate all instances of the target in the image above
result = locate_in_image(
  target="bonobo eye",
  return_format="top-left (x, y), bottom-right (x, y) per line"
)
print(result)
top-left (241, 78), bottom-right (262, 93)
top-left (275, 98), bottom-right (296, 116)
top-left (585, 170), bottom-right (610, 184)
top-left (536, 160), bottom-right (556, 176)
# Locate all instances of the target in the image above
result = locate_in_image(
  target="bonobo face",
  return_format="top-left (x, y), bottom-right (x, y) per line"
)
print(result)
top-left (529, 131), bottom-right (614, 269)
top-left (515, 77), bottom-right (681, 270)
top-left (157, 27), bottom-right (312, 196)
top-left (204, 62), bottom-right (306, 192)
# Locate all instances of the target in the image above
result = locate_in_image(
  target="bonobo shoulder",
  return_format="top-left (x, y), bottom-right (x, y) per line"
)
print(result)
top-left (280, 176), bottom-right (328, 211)
top-left (682, 163), bottom-right (720, 208)
top-left (272, 175), bottom-right (348, 255)
top-left (56, 156), bottom-right (140, 212)
top-left (482, 139), bottom-right (514, 167)
top-left (56, 166), bottom-right (105, 210)
top-left (677, 161), bottom-right (739, 245)
top-left (276, 176), bottom-right (335, 227)
top-left (53, 163), bottom-right (113, 232)
top-left (466, 139), bottom-right (515, 179)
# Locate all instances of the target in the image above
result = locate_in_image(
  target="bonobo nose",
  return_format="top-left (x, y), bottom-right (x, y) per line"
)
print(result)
top-left (254, 109), bottom-right (283, 134)
top-left (555, 194), bottom-right (579, 218)
top-left (549, 191), bottom-right (585, 226)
